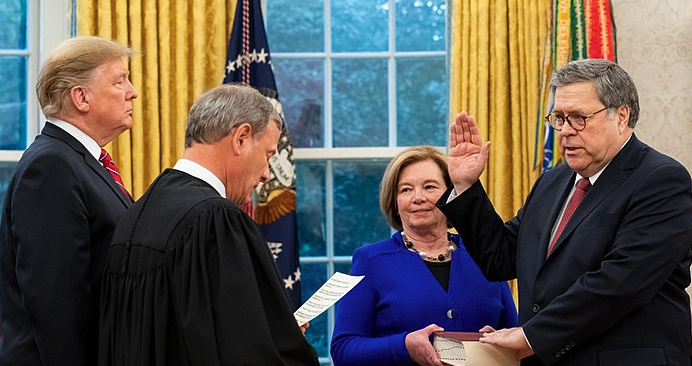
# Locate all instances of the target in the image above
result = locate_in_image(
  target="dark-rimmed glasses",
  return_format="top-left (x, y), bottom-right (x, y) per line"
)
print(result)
top-left (545, 107), bottom-right (608, 131)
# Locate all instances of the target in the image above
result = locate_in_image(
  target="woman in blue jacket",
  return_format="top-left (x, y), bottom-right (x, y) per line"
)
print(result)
top-left (331, 146), bottom-right (517, 366)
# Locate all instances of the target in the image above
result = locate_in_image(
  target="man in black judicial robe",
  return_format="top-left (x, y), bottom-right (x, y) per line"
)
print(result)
top-left (98, 84), bottom-right (318, 366)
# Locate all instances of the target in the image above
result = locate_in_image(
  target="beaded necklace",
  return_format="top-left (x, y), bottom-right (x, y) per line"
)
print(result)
top-left (401, 232), bottom-right (456, 262)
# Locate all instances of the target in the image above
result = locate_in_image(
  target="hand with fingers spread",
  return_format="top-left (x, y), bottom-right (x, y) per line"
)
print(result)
top-left (404, 324), bottom-right (446, 366)
top-left (448, 112), bottom-right (491, 194)
top-left (479, 326), bottom-right (534, 360)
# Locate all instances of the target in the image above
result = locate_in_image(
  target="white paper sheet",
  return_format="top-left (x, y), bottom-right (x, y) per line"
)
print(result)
top-left (293, 272), bottom-right (364, 326)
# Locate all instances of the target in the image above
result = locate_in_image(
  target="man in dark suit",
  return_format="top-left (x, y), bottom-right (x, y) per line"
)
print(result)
top-left (437, 59), bottom-right (692, 365)
top-left (0, 36), bottom-right (138, 365)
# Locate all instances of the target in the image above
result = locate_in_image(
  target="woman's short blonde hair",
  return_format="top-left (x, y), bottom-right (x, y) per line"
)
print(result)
top-left (36, 36), bottom-right (134, 119)
top-left (379, 146), bottom-right (451, 231)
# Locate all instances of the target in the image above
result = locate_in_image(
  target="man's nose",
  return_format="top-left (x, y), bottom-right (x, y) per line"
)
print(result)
top-left (259, 165), bottom-right (271, 183)
top-left (559, 119), bottom-right (578, 136)
top-left (127, 79), bottom-right (138, 100)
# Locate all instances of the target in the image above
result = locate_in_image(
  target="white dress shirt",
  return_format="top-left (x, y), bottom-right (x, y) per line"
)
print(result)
top-left (172, 159), bottom-right (226, 198)
top-left (48, 119), bottom-right (101, 161)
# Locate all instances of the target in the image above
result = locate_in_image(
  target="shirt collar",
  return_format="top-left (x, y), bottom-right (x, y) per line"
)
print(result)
top-left (48, 119), bottom-right (101, 161)
top-left (576, 134), bottom-right (632, 186)
top-left (172, 159), bottom-right (226, 198)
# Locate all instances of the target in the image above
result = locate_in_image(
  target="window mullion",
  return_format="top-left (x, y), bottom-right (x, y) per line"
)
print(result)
top-left (388, 0), bottom-right (396, 148)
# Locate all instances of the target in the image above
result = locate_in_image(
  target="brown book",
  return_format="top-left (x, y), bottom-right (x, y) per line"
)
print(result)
top-left (433, 331), bottom-right (519, 366)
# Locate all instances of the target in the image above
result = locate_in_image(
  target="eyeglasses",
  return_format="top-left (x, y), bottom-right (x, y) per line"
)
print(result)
top-left (545, 107), bottom-right (609, 131)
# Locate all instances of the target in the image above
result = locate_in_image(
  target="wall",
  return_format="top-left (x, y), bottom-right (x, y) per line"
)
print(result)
top-left (613, 0), bottom-right (692, 171)
top-left (612, 0), bottom-right (692, 318)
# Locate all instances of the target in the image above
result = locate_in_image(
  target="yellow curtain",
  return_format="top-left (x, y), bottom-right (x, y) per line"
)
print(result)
top-left (76, 0), bottom-right (237, 198)
top-left (450, 0), bottom-right (550, 303)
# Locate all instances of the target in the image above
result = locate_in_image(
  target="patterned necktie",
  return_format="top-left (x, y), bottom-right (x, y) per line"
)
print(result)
top-left (547, 177), bottom-right (591, 257)
top-left (99, 148), bottom-right (130, 199)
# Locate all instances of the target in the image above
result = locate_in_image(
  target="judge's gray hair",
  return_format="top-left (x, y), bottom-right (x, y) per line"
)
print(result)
top-left (184, 84), bottom-right (280, 148)
top-left (550, 59), bottom-right (640, 127)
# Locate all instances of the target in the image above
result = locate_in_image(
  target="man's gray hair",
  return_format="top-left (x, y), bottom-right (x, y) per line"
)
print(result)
top-left (184, 84), bottom-right (280, 147)
top-left (550, 59), bottom-right (640, 127)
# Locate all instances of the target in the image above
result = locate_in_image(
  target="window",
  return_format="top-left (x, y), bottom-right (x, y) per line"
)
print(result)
top-left (0, 0), bottom-right (32, 204)
top-left (0, 0), bottom-right (70, 206)
top-left (267, 0), bottom-right (449, 363)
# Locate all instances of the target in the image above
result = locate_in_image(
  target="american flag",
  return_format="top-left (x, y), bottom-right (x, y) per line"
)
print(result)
top-left (223, 0), bottom-right (302, 310)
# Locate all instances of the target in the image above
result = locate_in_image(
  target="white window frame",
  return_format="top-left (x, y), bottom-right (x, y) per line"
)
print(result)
top-left (268, 0), bottom-right (449, 364)
top-left (0, 0), bottom-right (71, 162)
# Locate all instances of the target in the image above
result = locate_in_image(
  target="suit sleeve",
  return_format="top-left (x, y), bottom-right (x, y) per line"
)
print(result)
top-left (436, 175), bottom-right (547, 281)
top-left (12, 153), bottom-right (93, 365)
top-left (169, 203), bottom-right (317, 366)
top-left (523, 164), bottom-right (692, 364)
top-left (498, 282), bottom-right (518, 329)
top-left (330, 248), bottom-right (413, 366)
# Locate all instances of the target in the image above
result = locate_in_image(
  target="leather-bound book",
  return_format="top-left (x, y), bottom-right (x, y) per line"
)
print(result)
top-left (433, 332), bottom-right (519, 366)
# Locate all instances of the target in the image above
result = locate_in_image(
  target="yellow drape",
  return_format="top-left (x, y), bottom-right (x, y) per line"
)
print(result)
top-left (450, 0), bottom-right (550, 303)
top-left (76, 0), bottom-right (237, 198)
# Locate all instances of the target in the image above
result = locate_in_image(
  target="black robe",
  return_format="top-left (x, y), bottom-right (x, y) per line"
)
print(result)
top-left (99, 169), bottom-right (319, 366)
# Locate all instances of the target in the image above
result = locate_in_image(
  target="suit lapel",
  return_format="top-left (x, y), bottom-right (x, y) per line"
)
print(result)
top-left (545, 135), bottom-right (642, 260)
top-left (42, 123), bottom-right (132, 207)
top-left (535, 167), bottom-right (575, 269)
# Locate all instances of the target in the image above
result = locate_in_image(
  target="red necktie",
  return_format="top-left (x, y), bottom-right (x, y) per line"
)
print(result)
top-left (547, 177), bottom-right (591, 257)
top-left (99, 148), bottom-right (130, 199)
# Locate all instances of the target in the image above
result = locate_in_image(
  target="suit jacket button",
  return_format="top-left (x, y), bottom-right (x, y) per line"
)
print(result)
top-left (532, 304), bottom-right (540, 313)
top-left (446, 309), bottom-right (455, 319)
top-left (554, 352), bottom-right (560, 358)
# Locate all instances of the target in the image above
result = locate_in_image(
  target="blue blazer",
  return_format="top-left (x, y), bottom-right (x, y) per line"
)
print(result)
top-left (438, 135), bottom-right (692, 366)
top-left (0, 123), bottom-right (131, 365)
top-left (330, 232), bottom-right (517, 366)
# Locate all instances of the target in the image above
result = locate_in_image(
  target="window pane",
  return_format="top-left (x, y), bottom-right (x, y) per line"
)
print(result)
top-left (0, 162), bottom-right (17, 208)
top-left (267, 0), bottom-right (324, 52)
top-left (332, 0), bottom-right (388, 52)
top-left (396, 0), bottom-right (446, 52)
top-left (396, 57), bottom-right (448, 146)
top-left (300, 263), bottom-right (329, 358)
top-left (0, 57), bottom-right (27, 150)
top-left (0, 0), bottom-right (27, 49)
top-left (335, 262), bottom-right (351, 276)
top-left (296, 161), bottom-right (326, 257)
top-left (333, 160), bottom-right (390, 256)
top-left (332, 59), bottom-right (388, 147)
top-left (274, 58), bottom-right (325, 148)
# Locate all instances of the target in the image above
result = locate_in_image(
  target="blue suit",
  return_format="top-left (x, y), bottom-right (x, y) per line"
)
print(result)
top-left (437, 135), bottom-right (692, 366)
top-left (330, 232), bottom-right (517, 366)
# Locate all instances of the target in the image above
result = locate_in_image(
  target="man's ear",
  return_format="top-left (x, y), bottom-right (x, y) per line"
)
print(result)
top-left (230, 123), bottom-right (253, 155)
top-left (69, 86), bottom-right (90, 113)
top-left (616, 105), bottom-right (630, 132)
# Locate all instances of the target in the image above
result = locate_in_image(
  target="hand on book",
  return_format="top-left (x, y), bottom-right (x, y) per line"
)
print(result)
top-left (405, 324), bottom-right (446, 366)
top-left (479, 326), bottom-right (534, 360)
